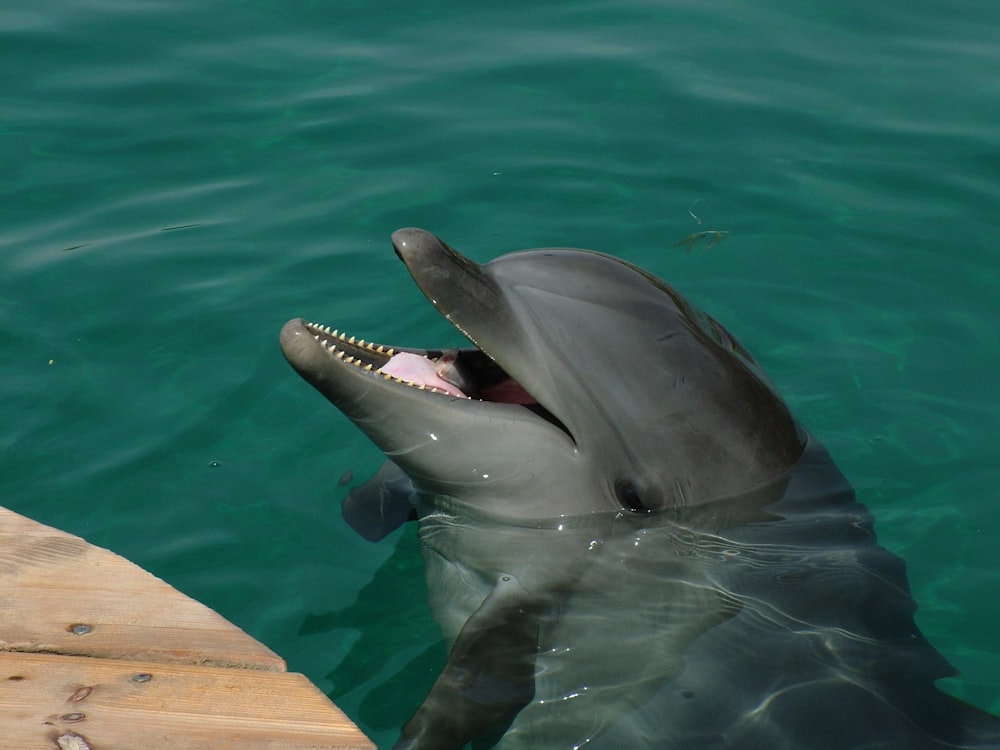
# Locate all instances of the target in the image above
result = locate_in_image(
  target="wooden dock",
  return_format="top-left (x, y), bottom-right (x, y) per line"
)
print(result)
top-left (0, 505), bottom-right (375, 750)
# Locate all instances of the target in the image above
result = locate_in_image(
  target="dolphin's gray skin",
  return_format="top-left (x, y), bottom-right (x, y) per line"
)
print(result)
top-left (280, 228), bottom-right (1000, 750)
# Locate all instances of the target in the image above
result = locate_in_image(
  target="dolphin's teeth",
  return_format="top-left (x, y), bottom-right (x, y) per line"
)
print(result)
top-left (345, 356), bottom-right (356, 364)
top-left (331, 329), bottom-right (341, 339)
top-left (336, 351), bottom-right (346, 360)
top-left (376, 345), bottom-right (385, 353)
top-left (323, 325), bottom-right (331, 334)
top-left (386, 348), bottom-right (396, 356)
top-left (312, 334), bottom-right (321, 342)
top-left (363, 364), bottom-right (373, 372)
top-left (357, 339), bottom-right (366, 347)
top-left (348, 336), bottom-right (356, 344)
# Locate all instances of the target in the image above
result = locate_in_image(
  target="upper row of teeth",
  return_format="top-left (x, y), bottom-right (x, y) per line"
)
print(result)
top-left (309, 325), bottom-right (464, 397)
top-left (309, 324), bottom-right (396, 357)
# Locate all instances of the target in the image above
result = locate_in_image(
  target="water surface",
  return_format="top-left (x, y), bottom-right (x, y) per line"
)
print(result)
top-left (2, 1), bottom-right (998, 746)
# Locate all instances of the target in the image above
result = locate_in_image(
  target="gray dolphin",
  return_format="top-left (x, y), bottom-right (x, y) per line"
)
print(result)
top-left (280, 228), bottom-right (1000, 750)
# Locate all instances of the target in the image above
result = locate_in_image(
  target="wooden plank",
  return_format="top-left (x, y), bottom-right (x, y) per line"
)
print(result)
top-left (0, 651), bottom-right (374, 750)
top-left (0, 506), bottom-right (284, 670)
top-left (0, 507), bottom-right (376, 748)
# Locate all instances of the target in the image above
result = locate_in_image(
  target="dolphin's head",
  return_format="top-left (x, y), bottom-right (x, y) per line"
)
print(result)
top-left (280, 228), bottom-right (804, 519)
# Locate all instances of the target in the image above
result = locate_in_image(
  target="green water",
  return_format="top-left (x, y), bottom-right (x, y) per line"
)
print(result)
top-left (2, 0), bottom-right (998, 746)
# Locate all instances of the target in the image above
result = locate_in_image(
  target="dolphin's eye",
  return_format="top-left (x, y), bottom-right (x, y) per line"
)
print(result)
top-left (616, 482), bottom-right (649, 513)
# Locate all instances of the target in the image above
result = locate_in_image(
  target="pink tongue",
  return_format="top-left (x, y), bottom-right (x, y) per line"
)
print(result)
top-left (378, 352), bottom-right (469, 398)
top-left (378, 352), bottom-right (538, 404)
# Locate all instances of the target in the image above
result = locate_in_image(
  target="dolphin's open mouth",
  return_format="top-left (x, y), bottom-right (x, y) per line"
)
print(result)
top-left (292, 321), bottom-right (578, 435)
top-left (292, 322), bottom-right (578, 430)
top-left (280, 228), bottom-right (584, 444)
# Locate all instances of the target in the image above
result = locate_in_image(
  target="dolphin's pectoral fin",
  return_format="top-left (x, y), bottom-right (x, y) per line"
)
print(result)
top-left (394, 574), bottom-right (541, 750)
top-left (342, 460), bottom-right (417, 542)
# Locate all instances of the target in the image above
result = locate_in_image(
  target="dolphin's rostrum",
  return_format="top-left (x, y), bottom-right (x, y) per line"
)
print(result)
top-left (280, 228), bottom-right (1000, 749)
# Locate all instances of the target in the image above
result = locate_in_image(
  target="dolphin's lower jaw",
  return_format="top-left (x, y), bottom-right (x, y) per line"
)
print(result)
top-left (279, 315), bottom-right (584, 511)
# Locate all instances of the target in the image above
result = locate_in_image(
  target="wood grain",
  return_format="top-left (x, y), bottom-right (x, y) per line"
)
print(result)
top-left (0, 651), bottom-right (374, 749)
top-left (0, 506), bottom-right (283, 669)
top-left (0, 507), bottom-right (375, 749)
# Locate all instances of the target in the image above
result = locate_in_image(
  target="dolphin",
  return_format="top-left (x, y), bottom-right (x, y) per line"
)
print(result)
top-left (280, 228), bottom-right (1000, 750)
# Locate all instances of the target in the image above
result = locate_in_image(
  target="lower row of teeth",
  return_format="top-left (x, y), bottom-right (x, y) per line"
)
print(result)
top-left (310, 326), bottom-right (465, 397)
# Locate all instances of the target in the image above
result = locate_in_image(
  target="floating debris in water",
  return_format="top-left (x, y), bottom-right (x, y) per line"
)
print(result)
top-left (676, 199), bottom-right (730, 252)
top-left (674, 230), bottom-right (730, 253)
top-left (688, 198), bottom-right (704, 225)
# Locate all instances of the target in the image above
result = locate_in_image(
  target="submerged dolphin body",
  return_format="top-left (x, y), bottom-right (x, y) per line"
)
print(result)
top-left (280, 229), bottom-right (1000, 750)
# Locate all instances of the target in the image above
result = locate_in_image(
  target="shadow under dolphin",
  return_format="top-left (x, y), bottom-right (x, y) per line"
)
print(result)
top-left (280, 228), bottom-right (1000, 750)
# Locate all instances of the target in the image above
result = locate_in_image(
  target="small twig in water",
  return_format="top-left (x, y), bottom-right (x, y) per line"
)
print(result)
top-left (687, 199), bottom-right (702, 225)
